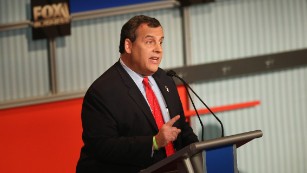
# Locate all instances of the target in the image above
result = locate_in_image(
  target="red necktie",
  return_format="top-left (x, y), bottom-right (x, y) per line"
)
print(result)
top-left (143, 77), bottom-right (175, 157)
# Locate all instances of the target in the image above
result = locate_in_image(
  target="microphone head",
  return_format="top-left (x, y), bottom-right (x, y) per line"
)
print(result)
top-left (166, 70), bottom-right (177, 77)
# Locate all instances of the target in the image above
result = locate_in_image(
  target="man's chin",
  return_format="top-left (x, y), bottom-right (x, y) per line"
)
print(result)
top-left (144, 68), bottom-right (158, 76)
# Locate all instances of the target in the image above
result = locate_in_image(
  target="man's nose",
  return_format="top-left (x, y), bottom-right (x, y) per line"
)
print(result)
top-left (154, 43), bottom-right (163, 53)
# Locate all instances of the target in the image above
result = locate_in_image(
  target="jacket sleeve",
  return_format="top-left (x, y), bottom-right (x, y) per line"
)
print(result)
top-left (81, 90), bottom-right (154, 167)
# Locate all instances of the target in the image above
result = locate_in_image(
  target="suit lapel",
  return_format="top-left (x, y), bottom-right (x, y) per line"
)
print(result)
top-left (153, 69), bottom-right (180, 128)
top-left (115, 62), bottom-right (158, 132)
top-left (153, 69), bottom-right (175, 120)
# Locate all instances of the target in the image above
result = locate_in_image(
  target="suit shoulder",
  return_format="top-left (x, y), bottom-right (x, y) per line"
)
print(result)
top-left (155, 68), bottom-right (170, 80)
top-left (154, 68), bottom-right (176, 86)
top-left (86, 62), bottom-right (121, 94)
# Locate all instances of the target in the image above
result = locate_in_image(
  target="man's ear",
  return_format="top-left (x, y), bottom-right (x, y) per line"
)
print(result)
top-left (125, 38), bottom-right (132, 54)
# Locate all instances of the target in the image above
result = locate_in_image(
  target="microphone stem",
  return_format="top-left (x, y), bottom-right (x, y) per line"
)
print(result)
top-left (182, 83), bottom-right (204, 141)
top-left (177, 76), bottom-right (225, 138)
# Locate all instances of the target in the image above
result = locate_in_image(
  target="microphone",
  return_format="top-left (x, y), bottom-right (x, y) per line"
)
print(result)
top-left (167, 70), bottom-right (225, 139)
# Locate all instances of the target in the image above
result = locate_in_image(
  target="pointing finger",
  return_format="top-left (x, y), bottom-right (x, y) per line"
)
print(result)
top-left (166, 115), bottom-right (180, 126)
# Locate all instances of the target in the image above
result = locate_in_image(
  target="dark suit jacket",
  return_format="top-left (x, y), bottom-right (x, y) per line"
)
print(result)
top-left (76, 61), bottom-right (198, 173)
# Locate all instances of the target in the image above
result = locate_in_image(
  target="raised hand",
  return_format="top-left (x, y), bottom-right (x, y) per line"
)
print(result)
top-left (155, 115), bottom-right (181, 148)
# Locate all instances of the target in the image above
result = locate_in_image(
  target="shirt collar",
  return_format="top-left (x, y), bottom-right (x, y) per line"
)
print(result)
top-left (120, 58), bottom-right (154, 86)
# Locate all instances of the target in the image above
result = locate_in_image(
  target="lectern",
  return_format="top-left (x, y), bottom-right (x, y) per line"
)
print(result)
top-left (140, 130), bottom-right (263, 173)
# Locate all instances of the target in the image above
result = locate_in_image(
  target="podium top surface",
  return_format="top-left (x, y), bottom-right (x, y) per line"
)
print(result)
top-left (192, 130), bottom-right (263, 153)
top-left (140, 130), bottom-right (263, 173)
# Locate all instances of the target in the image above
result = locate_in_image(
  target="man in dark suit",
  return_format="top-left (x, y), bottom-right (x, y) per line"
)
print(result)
top-left (76, 15), bottom-right (199, 173)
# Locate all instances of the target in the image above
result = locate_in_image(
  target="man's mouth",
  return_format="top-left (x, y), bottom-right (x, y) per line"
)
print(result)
top-left (149, 57), bottom-right (160, 63)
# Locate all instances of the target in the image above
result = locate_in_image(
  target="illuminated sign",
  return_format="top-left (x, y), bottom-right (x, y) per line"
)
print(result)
top-left (33, 3), bottom-right (70, 28)
top-left (31, 0), bottom-right (71, 40)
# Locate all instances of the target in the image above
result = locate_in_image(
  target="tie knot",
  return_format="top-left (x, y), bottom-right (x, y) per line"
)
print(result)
top-left (143, 77), bottom-right (149, 86)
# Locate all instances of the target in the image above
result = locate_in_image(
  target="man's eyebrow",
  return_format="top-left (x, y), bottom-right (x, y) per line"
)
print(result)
top-left (144, 35), bottom-right (164, 40)
top-left (144, 35), bottom-right (154, 39)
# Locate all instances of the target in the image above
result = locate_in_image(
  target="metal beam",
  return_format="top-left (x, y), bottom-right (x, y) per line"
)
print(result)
top-left (0, 92), bottom-right (85, 110)
top-left (0, 21), bottom-right (32, 32)
top-left (0, 1), bottom-right (179, 32)
top-left (169, 49), bottom-right (307, 84)
top-left (47, 38), bottom-right (58, 94)
top-left (72, 1), bottom-right (180, 21)
top-left (181, 6), bottom-right (192, 66)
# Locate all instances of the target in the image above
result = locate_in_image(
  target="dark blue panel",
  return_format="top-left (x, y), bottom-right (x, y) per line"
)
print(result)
top-left (205, 145), bottom-right (235, 173)
top-left (70, 0), bottom-right (161, 13)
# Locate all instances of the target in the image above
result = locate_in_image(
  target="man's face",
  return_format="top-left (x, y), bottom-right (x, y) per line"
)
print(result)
top-left (125, 23), bottom-right (164, 76)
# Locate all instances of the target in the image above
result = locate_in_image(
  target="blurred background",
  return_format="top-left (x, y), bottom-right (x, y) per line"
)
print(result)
top-left (0, 0), bottom-right (306, 172)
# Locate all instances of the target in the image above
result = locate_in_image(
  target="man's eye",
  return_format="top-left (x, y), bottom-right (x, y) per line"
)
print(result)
top-left (146, 40), bottom-right (154, 45)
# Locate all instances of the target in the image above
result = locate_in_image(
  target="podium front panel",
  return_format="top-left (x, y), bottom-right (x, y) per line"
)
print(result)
top-left (204, 144), bottom-right (237, 173)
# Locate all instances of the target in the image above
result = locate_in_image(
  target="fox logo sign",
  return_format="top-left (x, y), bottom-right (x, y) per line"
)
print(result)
top-left (31, 0), bottom-right (71, 40)
top-left (33, 2), bottom-right (70, 28)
